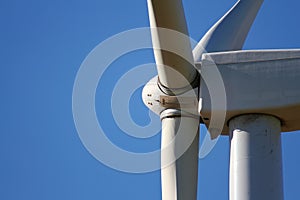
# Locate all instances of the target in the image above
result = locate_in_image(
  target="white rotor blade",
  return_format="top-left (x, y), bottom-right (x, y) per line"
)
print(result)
top-left (147, 0), bottom-right (198, 90)
top-left (161, 116), bottom-right (199, 200)
top-left (147, 1), bottom-right (200, 200)
top-left (193, 0), bottom-right (264, 61)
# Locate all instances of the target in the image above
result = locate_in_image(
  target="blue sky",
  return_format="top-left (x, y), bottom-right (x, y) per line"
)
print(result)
top-left (1, 0), bottom-right (300, 199)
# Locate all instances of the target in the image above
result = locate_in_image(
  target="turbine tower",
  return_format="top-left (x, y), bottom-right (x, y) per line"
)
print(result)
top-left (142, 0), bottom-right (300, 200)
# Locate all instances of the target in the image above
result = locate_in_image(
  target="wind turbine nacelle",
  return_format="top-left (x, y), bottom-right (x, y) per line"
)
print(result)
top-left (197, 49), bottom-right (300, 135)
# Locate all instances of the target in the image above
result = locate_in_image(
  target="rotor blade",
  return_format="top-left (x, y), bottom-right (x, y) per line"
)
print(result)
top-left (161, 115), bottom-right (199, 200)
top-left (147, 0), bottom-right (198, 91)
top-left (193, 0), bottom-right (264, 61)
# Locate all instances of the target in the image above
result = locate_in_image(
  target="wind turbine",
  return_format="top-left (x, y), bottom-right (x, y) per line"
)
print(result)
top-left (142, 0), bottom-right (300, 200)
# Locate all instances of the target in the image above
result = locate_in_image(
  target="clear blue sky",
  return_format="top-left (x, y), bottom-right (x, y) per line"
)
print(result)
top-left (1, 0), bottom-right (300, 199)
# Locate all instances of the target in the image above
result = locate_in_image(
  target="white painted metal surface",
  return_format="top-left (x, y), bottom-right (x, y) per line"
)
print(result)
top-left (199, 49), bottom-right (300, 134)
top-left (229, 114), bottom-right (283, 200)
top-left (142, 1), bottom-right (297, 200)
top-left (142, 76), bottom-right (198, 116)
top-left (161, 115), bottom-right (199, 200)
